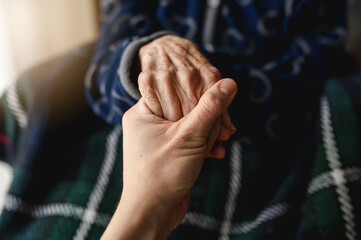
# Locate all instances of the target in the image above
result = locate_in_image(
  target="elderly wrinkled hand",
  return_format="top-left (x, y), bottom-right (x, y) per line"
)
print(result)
top-left (138, 35), bottom-right (235, 132)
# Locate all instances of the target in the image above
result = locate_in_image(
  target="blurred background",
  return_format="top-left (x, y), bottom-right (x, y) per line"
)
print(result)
top-left (347, 0), bottom-right (361, 66)
top-left (0, 0), bottom-right (99, 212)
top-left (0, 0), bottom-right (99, 94)
top-left (0, 0), bottom-right (360, 212)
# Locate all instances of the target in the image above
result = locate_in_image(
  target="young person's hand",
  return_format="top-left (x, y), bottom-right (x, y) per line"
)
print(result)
top-left (102, 78), bottom-right (237, 240)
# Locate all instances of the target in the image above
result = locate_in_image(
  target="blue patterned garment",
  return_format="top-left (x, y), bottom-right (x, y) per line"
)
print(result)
top-left (85, 0), bottom-right (351, 144)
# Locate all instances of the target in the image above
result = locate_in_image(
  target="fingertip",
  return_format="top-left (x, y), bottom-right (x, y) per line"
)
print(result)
top-left (219, 78), bottom-right (237, 96)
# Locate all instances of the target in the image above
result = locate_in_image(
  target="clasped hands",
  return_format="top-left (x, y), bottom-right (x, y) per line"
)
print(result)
top-left (102, 35), bottom-right (237, 240)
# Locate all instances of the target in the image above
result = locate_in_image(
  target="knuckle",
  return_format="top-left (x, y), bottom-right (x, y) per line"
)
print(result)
top-left (203, 66), bottom-right (221, 85)
top-left (138, 71), bottom-right (151, 83)
top-left (138, 72), bottom-right (153, 89)
top-left (139, 44), bottom-right (156, 59)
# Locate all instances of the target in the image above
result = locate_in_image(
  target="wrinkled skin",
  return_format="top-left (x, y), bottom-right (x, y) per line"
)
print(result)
top-left (138, 35), bottom-right (235, 132)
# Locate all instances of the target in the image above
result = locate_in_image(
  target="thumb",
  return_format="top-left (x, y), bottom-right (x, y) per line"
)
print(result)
top-left (183, 78), bottom-right (237, 135)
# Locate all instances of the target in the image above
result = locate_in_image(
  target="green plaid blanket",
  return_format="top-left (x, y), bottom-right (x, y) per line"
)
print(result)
top-left (0, 47), bottom-right (360, 239)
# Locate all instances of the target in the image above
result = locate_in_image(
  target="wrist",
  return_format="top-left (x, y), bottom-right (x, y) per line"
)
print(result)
top-left (102, 192), bottom-right (174, 240)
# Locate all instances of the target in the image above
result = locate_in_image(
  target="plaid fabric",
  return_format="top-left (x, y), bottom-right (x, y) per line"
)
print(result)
top-left (171, 76), bottom-right (361, 240)
top-left (0, 47), bottom-right (360, 239)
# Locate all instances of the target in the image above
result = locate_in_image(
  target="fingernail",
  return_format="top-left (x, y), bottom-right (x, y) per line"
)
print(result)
top-left (219, 79), bottom-right (236, 96)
